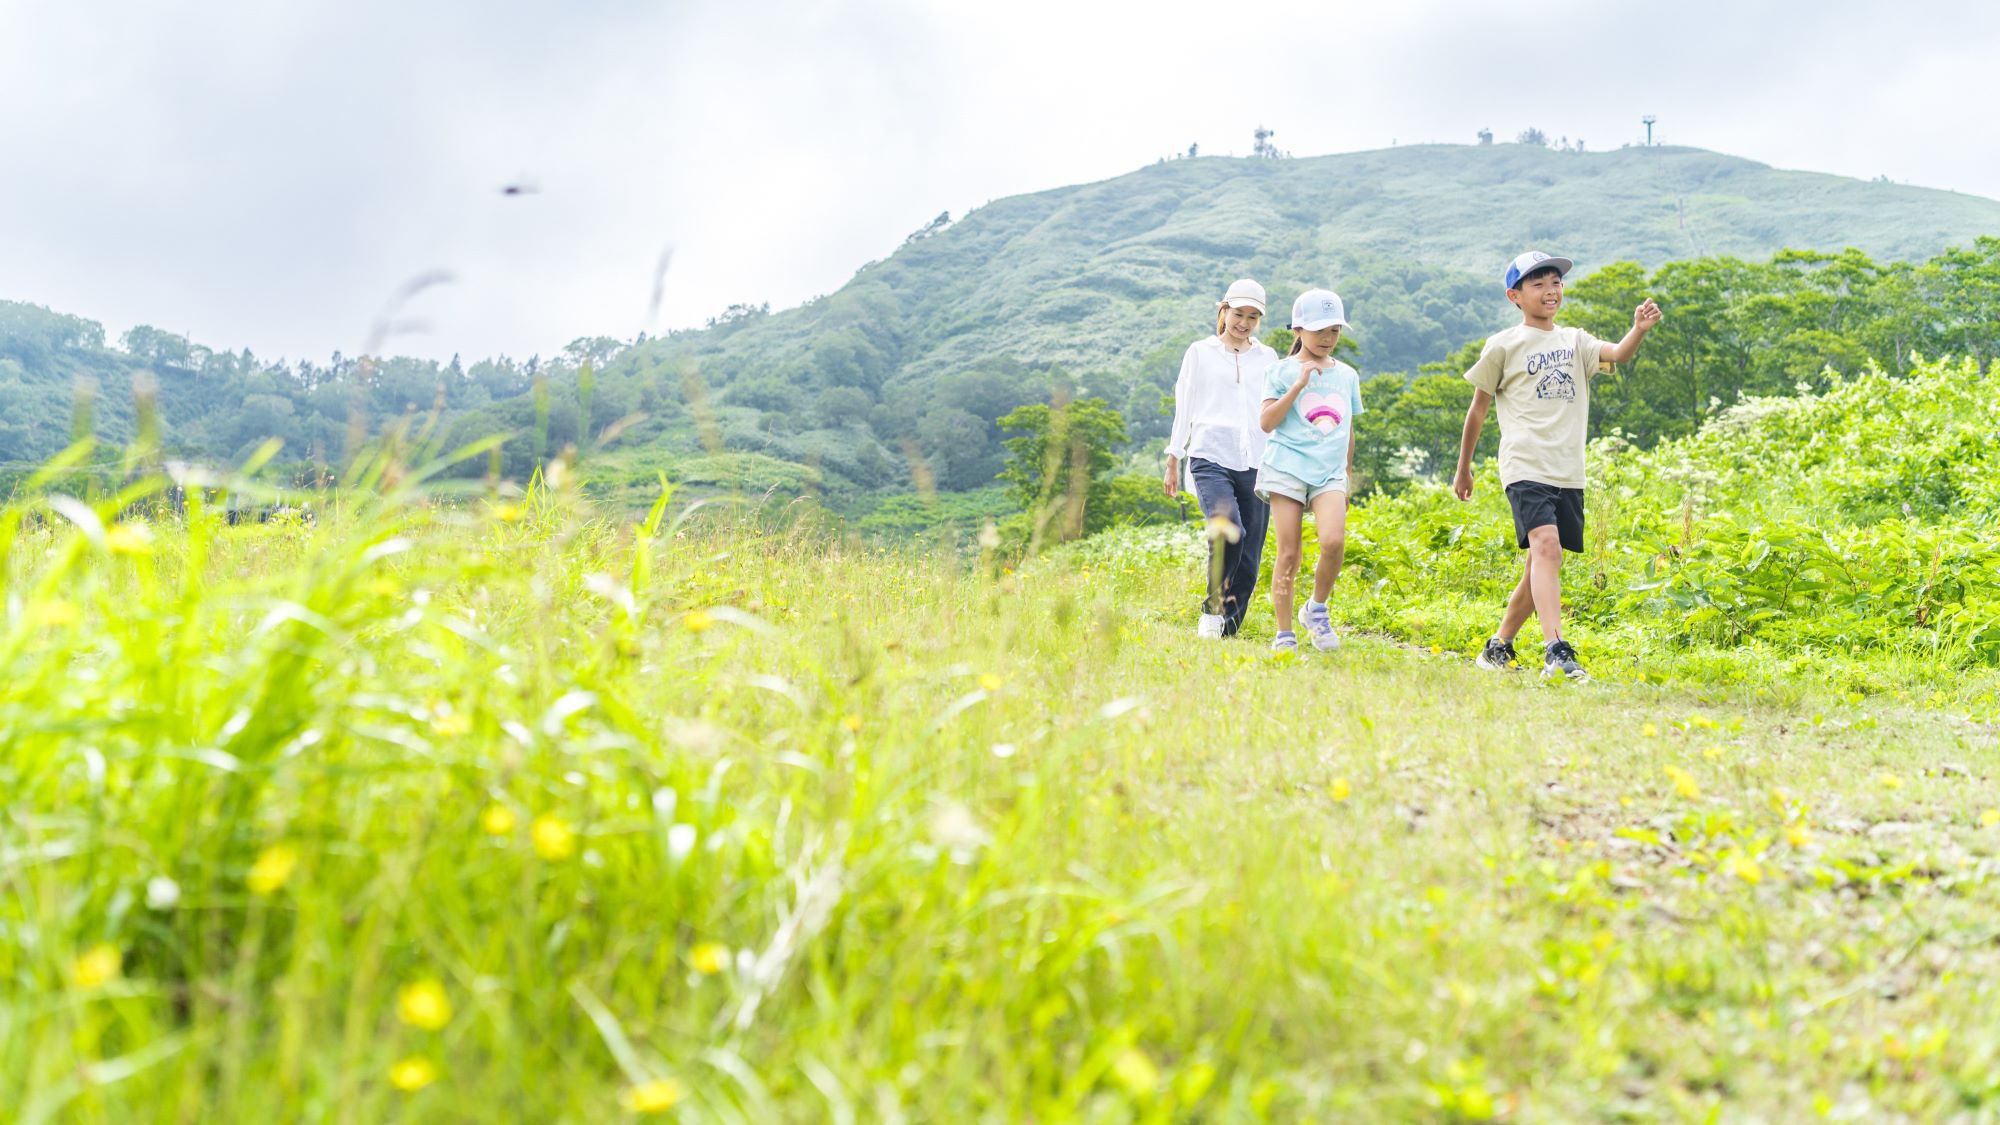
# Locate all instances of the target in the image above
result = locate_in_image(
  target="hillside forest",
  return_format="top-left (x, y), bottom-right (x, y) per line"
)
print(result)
top-left (5, 240), bottom-right (1998, 528)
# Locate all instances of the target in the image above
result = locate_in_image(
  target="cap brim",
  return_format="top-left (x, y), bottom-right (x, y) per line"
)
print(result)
top-left (1224, 297), bottom-right (1266, 313)
top-left (1508, 256), bottom-right (1574, 287)
top-left (1293, 318), bottom-right (1346, 331)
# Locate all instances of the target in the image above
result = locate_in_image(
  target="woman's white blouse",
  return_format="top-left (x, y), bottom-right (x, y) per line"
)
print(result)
top-left (1164, 334), bottom-right (1277, 478)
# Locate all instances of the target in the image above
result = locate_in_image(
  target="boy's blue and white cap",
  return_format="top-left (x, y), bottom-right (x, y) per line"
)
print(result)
top-left (1221, 278), bottom-right (1267, 314)
top-left (1290, 288), bottom-right (1347, 331)
top-left (1503, 250), bottom-right (1574, 290)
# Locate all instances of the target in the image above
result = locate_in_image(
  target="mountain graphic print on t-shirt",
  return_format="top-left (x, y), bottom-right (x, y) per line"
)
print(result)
top-left (1528, 344), bottom-right (1578, 401)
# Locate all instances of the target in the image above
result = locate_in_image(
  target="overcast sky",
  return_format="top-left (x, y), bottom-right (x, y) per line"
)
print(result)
top-left (4, 0), bottom-right (1997, 365)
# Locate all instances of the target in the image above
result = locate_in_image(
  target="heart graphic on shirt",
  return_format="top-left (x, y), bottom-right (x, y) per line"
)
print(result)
top-left (1299, 391), bottom-right (1342, 436)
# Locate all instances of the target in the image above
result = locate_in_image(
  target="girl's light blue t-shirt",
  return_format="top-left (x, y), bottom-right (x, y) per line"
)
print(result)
top-left (1261, 357), bottom-right (1364, 487)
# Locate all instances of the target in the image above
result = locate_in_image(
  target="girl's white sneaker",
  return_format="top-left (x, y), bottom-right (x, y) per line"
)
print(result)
top-left (1302, 601), bottom-right (1340, 651)
top-left (1196, 614), bottom-right (1226, 640)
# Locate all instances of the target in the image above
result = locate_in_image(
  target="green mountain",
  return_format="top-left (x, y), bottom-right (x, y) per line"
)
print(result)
top-left (6, 143), bottom-right (2000, 501)
top-left (652, 143), bottom-right (2000, 382)
top-left (574, 143), bottom-right (2000, 499)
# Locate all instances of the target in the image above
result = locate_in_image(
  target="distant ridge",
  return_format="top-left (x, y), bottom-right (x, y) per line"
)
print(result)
top-left (644, 143), bottom-right (2000, 388)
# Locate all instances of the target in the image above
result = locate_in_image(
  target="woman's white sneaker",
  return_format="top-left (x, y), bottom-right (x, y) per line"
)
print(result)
top-left (1197, 613), bottom-right (1226, 640)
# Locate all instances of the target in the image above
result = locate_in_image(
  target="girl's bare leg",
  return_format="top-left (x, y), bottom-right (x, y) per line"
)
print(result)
top-left (1308, 489), bottom-right (1349, 603)
top-left (1268, 495), bottom-right (1305, 633)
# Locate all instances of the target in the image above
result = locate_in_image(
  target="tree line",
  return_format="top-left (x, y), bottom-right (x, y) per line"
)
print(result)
top-left (999, 238), bottom-right (2000, 543)
top-left (4, 238), bottom-right (1998, 513)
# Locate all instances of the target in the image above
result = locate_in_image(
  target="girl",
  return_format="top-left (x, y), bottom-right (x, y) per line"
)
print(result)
top-left (1164, 279), bottom-right (1279, 639)
top-left (1257, 288), bottom-right (1362, 653)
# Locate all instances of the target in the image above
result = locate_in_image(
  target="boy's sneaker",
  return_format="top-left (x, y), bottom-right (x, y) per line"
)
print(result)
top-left (1271, 631), bottom-right (1298, 653)
top-left (1197, 613), bottom-right (1226, 640)
top-left (1542, 640), bottom-right (1588, 681)
top-left (1301, 601), bottom-right (1339, 652)
top-left (1475, 637), bottom-right (1517, 671)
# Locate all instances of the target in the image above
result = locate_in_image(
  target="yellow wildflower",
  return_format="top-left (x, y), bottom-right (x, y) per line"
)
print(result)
top-left (1726, 855), bottom-right (1763, 885)
top-left (30, 600), bottom-right (81, 628)
top-left (621, 1078), bottom-right (687, 1114)
top-left (480, 804), bottom-right (517, 836)
top-left (430, 708), bottom-right (471, 737)
top-left (841, 714), bottom-right (863, 733)
top-left (1786, 824), bottom-right (1812, 847)
top-left (1879, 773), bottom-right (1903, 791)
top-left (1329, 778), bottom-right (1352, 802)
top-left (1982, 809), bottom-right (2000, 828)
top-left (1640, 723), bottom-right (1659, 738)
top-left (247, 844), bottom-right (299, 896)
top-left (105, 523), bottom-right (154, 556)
top-left (491, 501), bottom-right (524, 522)
top-left (1665, 766), bottom-right (1700, 800)
top-left (1456, 1084), bottom-right (1496, 1119)
top-left (681, 609), bottom-right (713, 633)
top-left (979, 673), bottom-right (1004, 692)
top-left (397, 979), bottom-right (453, 1030)
top-left (72, 943), bottom-right (122, 988)
top-left (690, 942), bottom-right (730, 975)
top-left (390, 1055), bottom-right (439, 1092)
top-left (1110, 1046), bottom-right (1160, 1098)
top-left (532, 814), bottom-right (576, 860)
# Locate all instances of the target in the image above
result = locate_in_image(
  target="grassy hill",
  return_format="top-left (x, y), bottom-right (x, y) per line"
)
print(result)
top-left (574, 143), bottom-right (2000, 506)
top-left (641, 143), bottom-right (2000, 386)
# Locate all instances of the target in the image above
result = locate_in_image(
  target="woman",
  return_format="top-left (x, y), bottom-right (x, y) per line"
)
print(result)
top-left (1163, 278), bottom-right (1278, 639)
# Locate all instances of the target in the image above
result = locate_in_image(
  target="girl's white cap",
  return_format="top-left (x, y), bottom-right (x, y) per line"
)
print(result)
top-left (1291, 288), bottom-right (1348, 331)
top-left (1221, 278), bottom-right (1266, 314)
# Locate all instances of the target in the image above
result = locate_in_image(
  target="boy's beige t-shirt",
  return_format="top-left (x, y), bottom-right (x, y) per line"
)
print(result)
top-left (1463, 323), bottom-right (1605, 489)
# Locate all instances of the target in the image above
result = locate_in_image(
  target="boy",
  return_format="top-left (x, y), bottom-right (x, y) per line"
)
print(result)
top-left (1451, 250), bottom-right (1662, 681)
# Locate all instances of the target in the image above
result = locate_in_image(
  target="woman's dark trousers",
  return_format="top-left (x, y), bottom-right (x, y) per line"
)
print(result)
top-left (1188, 458), bottom-right (1268, 636)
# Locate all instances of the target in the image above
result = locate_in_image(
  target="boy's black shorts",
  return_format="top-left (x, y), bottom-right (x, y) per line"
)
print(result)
top-left (1505, 481), bottom-right (1585, 553)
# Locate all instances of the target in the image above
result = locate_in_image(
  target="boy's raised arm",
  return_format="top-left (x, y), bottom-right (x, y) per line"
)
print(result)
top-left (1452, 390), bottom-right (1492, 500)
top-left (1600, 298), bottom-right (1664, 365)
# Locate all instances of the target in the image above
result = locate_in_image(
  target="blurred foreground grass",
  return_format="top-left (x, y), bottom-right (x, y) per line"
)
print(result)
top-left (6, 474), bottom-right (2000, 1122)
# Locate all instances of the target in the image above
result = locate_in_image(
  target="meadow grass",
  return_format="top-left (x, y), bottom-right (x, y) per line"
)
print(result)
top-left (6, 475), bottom-right (2000, 1122)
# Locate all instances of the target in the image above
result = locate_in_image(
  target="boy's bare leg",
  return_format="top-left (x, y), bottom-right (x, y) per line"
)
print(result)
top-left (1525, 524), bottom-right (1564, 642)
top-left (1308, 490), bottom-right (1349, 602)
top-left (1268, 495), bottom-right (1306, 632)
top-left (1497, 559), bottom-right (1536, 641)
